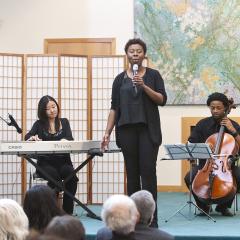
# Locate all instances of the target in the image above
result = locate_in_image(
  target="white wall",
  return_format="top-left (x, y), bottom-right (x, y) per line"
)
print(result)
top-left (1, 0), bottom-right (239, 187)
top-left (0, 0), bottom-right (133, 54)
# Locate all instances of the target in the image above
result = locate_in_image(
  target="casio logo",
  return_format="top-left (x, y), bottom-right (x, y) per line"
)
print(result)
top-left (8, 145), bottom-right (22, 149)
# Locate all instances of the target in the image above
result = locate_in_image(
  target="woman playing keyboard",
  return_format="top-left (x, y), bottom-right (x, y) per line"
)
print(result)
top-left (25, 95), bottom-right (78, 215)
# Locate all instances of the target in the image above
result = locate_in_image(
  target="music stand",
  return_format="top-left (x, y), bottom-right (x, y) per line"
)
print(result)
top-left (163, 143), bottom-right (216, 222)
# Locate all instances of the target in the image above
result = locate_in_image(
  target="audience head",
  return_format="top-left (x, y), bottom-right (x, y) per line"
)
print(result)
top-left (101, 194), bottom-right (139, 235)
top-left (23, 185), bottom-right (63, 232)
top-left (130, 190), bottom-right (155, 225)
top-left (44, 215), bottom-right (85, 240)
top-left (0, 198), bottom-right (29, 240)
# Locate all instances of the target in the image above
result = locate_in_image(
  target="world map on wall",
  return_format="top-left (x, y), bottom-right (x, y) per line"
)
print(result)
top-left (134, 0), bottom-right (240, 105)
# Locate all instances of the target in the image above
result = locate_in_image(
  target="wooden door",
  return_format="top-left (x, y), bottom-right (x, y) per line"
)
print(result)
top-left (44, 38), bottom-right (116, 55)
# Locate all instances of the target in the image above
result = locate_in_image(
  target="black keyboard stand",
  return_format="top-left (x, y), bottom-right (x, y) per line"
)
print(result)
top-left (23, 149), bottom-right (104, 221)
top-left (64, 148), bottom-right (103, 184)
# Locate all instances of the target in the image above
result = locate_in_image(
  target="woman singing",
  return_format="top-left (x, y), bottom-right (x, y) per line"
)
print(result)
top-left (101, 38), bottom-right (167, 227)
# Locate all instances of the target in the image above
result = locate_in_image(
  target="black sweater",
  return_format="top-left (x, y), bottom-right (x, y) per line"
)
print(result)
top-left (25, 118), bottom-right (73, 166)
top-left (111, 67), bottom-right (167, 146)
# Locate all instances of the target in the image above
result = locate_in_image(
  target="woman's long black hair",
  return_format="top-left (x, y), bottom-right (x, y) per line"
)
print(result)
top-left (37, 95), bottom-right (61, 132)
top-left (23, 185), bottom-right (63, 232)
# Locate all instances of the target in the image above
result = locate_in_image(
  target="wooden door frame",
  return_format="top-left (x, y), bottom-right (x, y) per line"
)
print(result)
top-left (181, 117), bottom-right (204, 192)
top-left (44, 38), bottom-right (116, 54)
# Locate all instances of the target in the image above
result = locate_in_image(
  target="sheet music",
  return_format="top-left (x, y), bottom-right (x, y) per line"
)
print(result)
top-left (164, 143), bottom-right (212, 160)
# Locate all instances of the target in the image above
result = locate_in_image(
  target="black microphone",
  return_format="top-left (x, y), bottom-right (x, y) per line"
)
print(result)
top-left (132, 64), bottom-right (138, 94)
top-left (8, 114), bottom-right (22, 134)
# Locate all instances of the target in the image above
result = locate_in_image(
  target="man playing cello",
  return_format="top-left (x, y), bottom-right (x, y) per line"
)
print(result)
top-left (184, 92), bottom-right (240, 216)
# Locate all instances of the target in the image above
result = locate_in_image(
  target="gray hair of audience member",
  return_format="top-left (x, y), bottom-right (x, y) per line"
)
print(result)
top-left (101, 194), bottom-right (139, 235)
top-left (44, 215), bottom-right (85, 240)
top-left (0, 198), bottom-right (29, 240)
top-left (130, 190), bottom-right (155, 225)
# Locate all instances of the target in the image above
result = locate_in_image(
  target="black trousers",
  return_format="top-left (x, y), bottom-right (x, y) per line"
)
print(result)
top-left (39, 163), bottom-right (78, 214)
top-left (118, 124), bottom-right (159, 226)
top-left (184, 165), bottom-right (240, 211)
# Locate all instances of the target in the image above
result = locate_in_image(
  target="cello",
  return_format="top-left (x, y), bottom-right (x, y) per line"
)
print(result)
top-left (192, 99), bottom-right (238, 205)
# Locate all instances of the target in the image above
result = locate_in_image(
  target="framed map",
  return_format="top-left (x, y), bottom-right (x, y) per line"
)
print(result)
top-left (134, 0), bottom-right (240, 105)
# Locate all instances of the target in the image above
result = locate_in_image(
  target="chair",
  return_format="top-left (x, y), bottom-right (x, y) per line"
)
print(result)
top-left (233, 193), bottom-right (238, 215)
top-left (29, 168), bottom-right (64, 209)
top-left (233, 157), bottom-right (240, 215)
top-left (29, 165), bottom-right (47, 189)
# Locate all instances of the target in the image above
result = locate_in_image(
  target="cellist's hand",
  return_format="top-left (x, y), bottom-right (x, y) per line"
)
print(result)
top-left (220, 117), bottom-right (237, 134)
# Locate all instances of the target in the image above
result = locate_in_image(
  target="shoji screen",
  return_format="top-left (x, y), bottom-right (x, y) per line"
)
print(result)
top-left (0, 53), bottom-right (129, 205)
top-left (0, 54), bottom-right (23, 202)
top-left (25, 55), bottom-right (59, 186)
top-left (60, 55), bottom-right (88, 203)
top-left (91, 56), bottom-right (125, 203)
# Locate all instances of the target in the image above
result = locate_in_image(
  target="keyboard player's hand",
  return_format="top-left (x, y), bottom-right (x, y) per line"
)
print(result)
top-left (27, 135), bottom-right (42, 141)
top-left (101, 133), bottom-right (110, 152)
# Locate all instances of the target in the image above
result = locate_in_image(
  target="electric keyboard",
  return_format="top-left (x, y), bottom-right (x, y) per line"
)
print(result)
top-left (0, 140), bottom-right (120, 155)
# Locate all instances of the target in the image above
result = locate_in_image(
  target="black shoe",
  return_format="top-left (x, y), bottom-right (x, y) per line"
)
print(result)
top-left (197, 209), bottom-right (209, 216)
top-left (215, 207), bottom-right (233, 216)
top-left (197, 212), bottom-right (207, 216)
top-left (197, 205), bottom-right (212, 216)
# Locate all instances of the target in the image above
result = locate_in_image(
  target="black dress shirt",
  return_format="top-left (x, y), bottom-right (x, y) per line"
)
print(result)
top-left (188, 116), bottom-right (240, 168)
